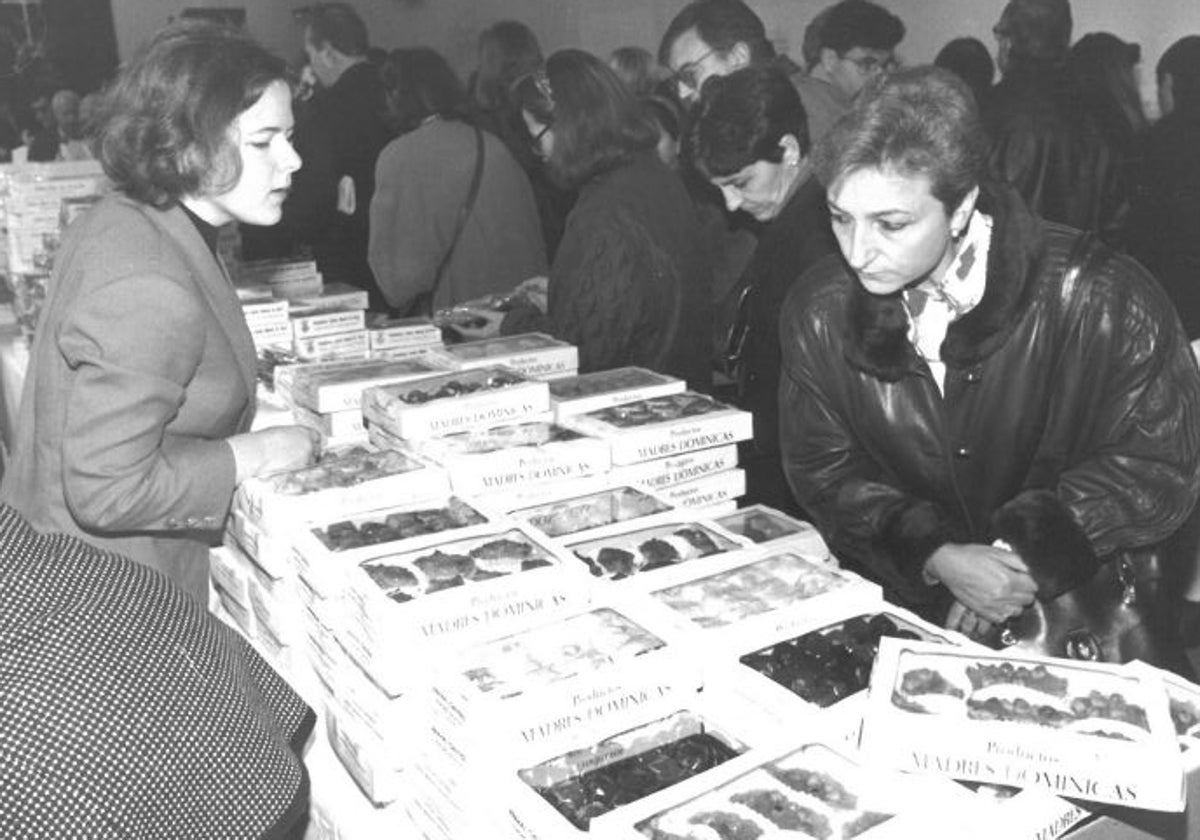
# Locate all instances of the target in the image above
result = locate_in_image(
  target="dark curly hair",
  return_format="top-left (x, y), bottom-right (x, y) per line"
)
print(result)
top-left (687, 65), bottom-right (810, 179)
top-left (95, 22), bottom-right (288, 208)
top-left (514, 49), bottom-right (658, 188)
top-left (818, 0), bottom-right (905, 55)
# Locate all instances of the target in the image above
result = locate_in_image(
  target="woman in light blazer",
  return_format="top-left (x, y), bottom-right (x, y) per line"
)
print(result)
top-left (1, 23), bottom-right (317, 600)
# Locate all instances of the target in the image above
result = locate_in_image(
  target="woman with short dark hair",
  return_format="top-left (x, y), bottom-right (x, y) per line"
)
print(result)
top-left (368, 47), bottom-right (546, 315)
top-left (496, 50), bottom-right (712, 388)
top-left (1, 22), bottom-right (317, 599)
top-left (688, 65), bottom-right (837, 515)
top-left (779, 66), bottom-right (1200, 671)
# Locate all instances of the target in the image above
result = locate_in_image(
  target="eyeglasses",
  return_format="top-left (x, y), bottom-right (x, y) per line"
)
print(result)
top-left (671, 48), bottom-right (718, 93)
top-left (842, 51), bottom-right (891, 75)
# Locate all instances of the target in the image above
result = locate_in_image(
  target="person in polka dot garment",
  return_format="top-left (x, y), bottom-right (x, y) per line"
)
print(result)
top-left (0, 503), bottom-right (314, 837)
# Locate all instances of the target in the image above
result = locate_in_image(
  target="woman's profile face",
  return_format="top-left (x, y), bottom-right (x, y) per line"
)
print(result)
top-left (827, 165), bottom-right (957, 295)
top-left (194, 79), bottom-right (300, 227)
top-left (522, 108), bottom-right (553, 161)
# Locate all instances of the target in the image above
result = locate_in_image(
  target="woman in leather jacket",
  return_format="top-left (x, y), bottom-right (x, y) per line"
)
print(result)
top-left (778, 67), bottom-right (1200, 667)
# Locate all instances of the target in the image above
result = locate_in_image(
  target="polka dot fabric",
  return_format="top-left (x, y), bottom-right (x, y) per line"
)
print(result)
top-left (0, 505), bottom-right (315, 838)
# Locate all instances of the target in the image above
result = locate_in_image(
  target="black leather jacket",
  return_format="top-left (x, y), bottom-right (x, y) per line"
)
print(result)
top-left (779, 183), bottom-right (1200, 621)
top-left (983, 61), bottom-right (1127, 245)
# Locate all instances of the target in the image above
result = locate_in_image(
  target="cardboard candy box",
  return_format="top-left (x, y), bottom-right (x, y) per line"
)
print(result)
top-left (361, 365), bottom-right (550, 440)
top-left (549, 367), bottom-right (686, 420)
top-left (340, 525), bottom-right (594, 696)
top-left (561, 392), bottom-right (753, 465)
top-left (426, 332), bottom-right (579, 380)
top-left (859, 638), bottom-right (1185, 812)
top-left (403, 419), bottom-right (614, 496)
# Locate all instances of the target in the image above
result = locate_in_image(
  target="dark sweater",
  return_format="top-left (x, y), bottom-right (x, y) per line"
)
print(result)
top-left (505, 152), bottom-right (713, 391)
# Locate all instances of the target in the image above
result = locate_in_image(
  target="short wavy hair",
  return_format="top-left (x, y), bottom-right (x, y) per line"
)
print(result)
top-left (688, 65), bottom-right (810, 179)
top-left (96, 22), bottom-right (288, 208)
top-left (657, 0), bottom-right (775, 67)
top-left (814, 65), bottom-right (988, 211)
top-left (514, 49), bottom-right (658, 188)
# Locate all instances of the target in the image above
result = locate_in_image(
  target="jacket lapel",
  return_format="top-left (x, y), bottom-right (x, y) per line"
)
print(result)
top-left (149, 202), bottom-right (258, 408)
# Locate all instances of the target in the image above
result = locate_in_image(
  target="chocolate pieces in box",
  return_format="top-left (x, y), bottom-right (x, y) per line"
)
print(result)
top-left (361, 365), bottom-right (550, 439)
top-left (739, 610), bottom-right (950, 710)
top-left (715, 504), bottom-right (828, 556)
top-left (612, 740), bottom-right (965, 840)
top-left (428, 332), bottom-right (578, 380)
top-left (568, 520), bottom-right (745, 582)
top-left (235, 445), bottom-right (446, 530)
top-left (511, 486), bottom-right (675, 540)
top-left (860, 638), bottom-right (1185, 811)
top-left (550, 367), bottom-right (686, 419)
top-left (643, 549), bottom-right (881, 651)
top-left (562, 392), bottom-right (752, 465)
top-left (517, 710), bottom-right (747, 833)
top-left (408, 419), bottom-right (612, 495)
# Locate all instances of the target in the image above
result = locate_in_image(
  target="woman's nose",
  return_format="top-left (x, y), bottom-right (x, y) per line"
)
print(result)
top-left (278, 137), bottom-right (301, 173)
top-left (720, 186), bottom-right (741, 212)
top-left (843, 223), bottom-right (875, 270)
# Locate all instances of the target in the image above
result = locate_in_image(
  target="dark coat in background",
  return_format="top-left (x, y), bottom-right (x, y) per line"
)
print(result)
top-left (779, 184), bottom-right (1200, 636)
top-left (505, 152), bottom-right (713, 392)
top-left (983, 61), bottom-right (1127, 245)
top-left (734, 175), bottom-right (838, 515)
top-left (1126, 108), bottom-right (1200, 339)
top-left (0, 504), bottom-right (314, 838)
top-left (279, 62), bottom-right (392, 309)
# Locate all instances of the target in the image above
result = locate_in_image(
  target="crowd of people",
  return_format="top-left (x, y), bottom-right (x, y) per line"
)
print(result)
top-left (3, 0), bottom-right (1200, 833)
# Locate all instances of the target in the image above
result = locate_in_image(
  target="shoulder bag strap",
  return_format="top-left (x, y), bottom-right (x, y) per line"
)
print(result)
top-left (427, 124), bottom-right (486, 308)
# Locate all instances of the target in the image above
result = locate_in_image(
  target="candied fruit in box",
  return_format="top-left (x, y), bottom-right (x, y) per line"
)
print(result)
top-left (531, 732), bottom-right (741, 830)
top-left (311, 498), bottom-right (486, 550)
top-left (740, 612), bottom-right (930, 708)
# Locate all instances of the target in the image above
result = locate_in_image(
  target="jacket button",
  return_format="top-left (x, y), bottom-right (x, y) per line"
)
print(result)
top-left (954, 446), bottom-right (971, 459)
top-left (964, 369), bottom-right (982, 384)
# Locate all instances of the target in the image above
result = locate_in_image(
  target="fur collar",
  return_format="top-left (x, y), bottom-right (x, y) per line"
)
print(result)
top-left (843, 183), bottom-right (1046, 381)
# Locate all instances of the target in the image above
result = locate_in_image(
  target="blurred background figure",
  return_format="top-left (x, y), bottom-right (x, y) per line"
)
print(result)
top-left (984, 0), bottom-right (1126, 244)
top-left (51, 88), bottom-right (93, 160)
top-left (470, 19), bottom-right (574, 259)
top-left (1127, 35), bottom-right (1200, 339)
top-left (610, 45), bottom-right (665, 96)
top-left (1069, 32), bottom-right (1147, 194)
top-left (368, 47), bottom-right (545, 315)
top-left (935, 36), bottom-right (995, 106)
top-left (499, 50), bottom-right (713, 390)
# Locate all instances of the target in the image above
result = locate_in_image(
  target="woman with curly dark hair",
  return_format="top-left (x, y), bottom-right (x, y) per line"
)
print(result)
top-left (1, 22), bottom-right (317, 600)
top-left (490, 49), bottom-right (712, 390)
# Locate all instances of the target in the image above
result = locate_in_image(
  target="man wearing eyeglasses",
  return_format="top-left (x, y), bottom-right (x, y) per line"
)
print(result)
top-left (658, 0), bottom-right (903, 146)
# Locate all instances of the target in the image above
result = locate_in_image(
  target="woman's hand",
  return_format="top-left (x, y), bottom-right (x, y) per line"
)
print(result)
top-left (945, 600), bottom-right (998, 640)
top-left (924, 542), bottom-right (1037, 624)
top-left (228, 425), bottom-right (319, 484)
top-left (443, 307), bottom-right (506, 341)
top-left (513, 275), bottom-right (549, 314)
